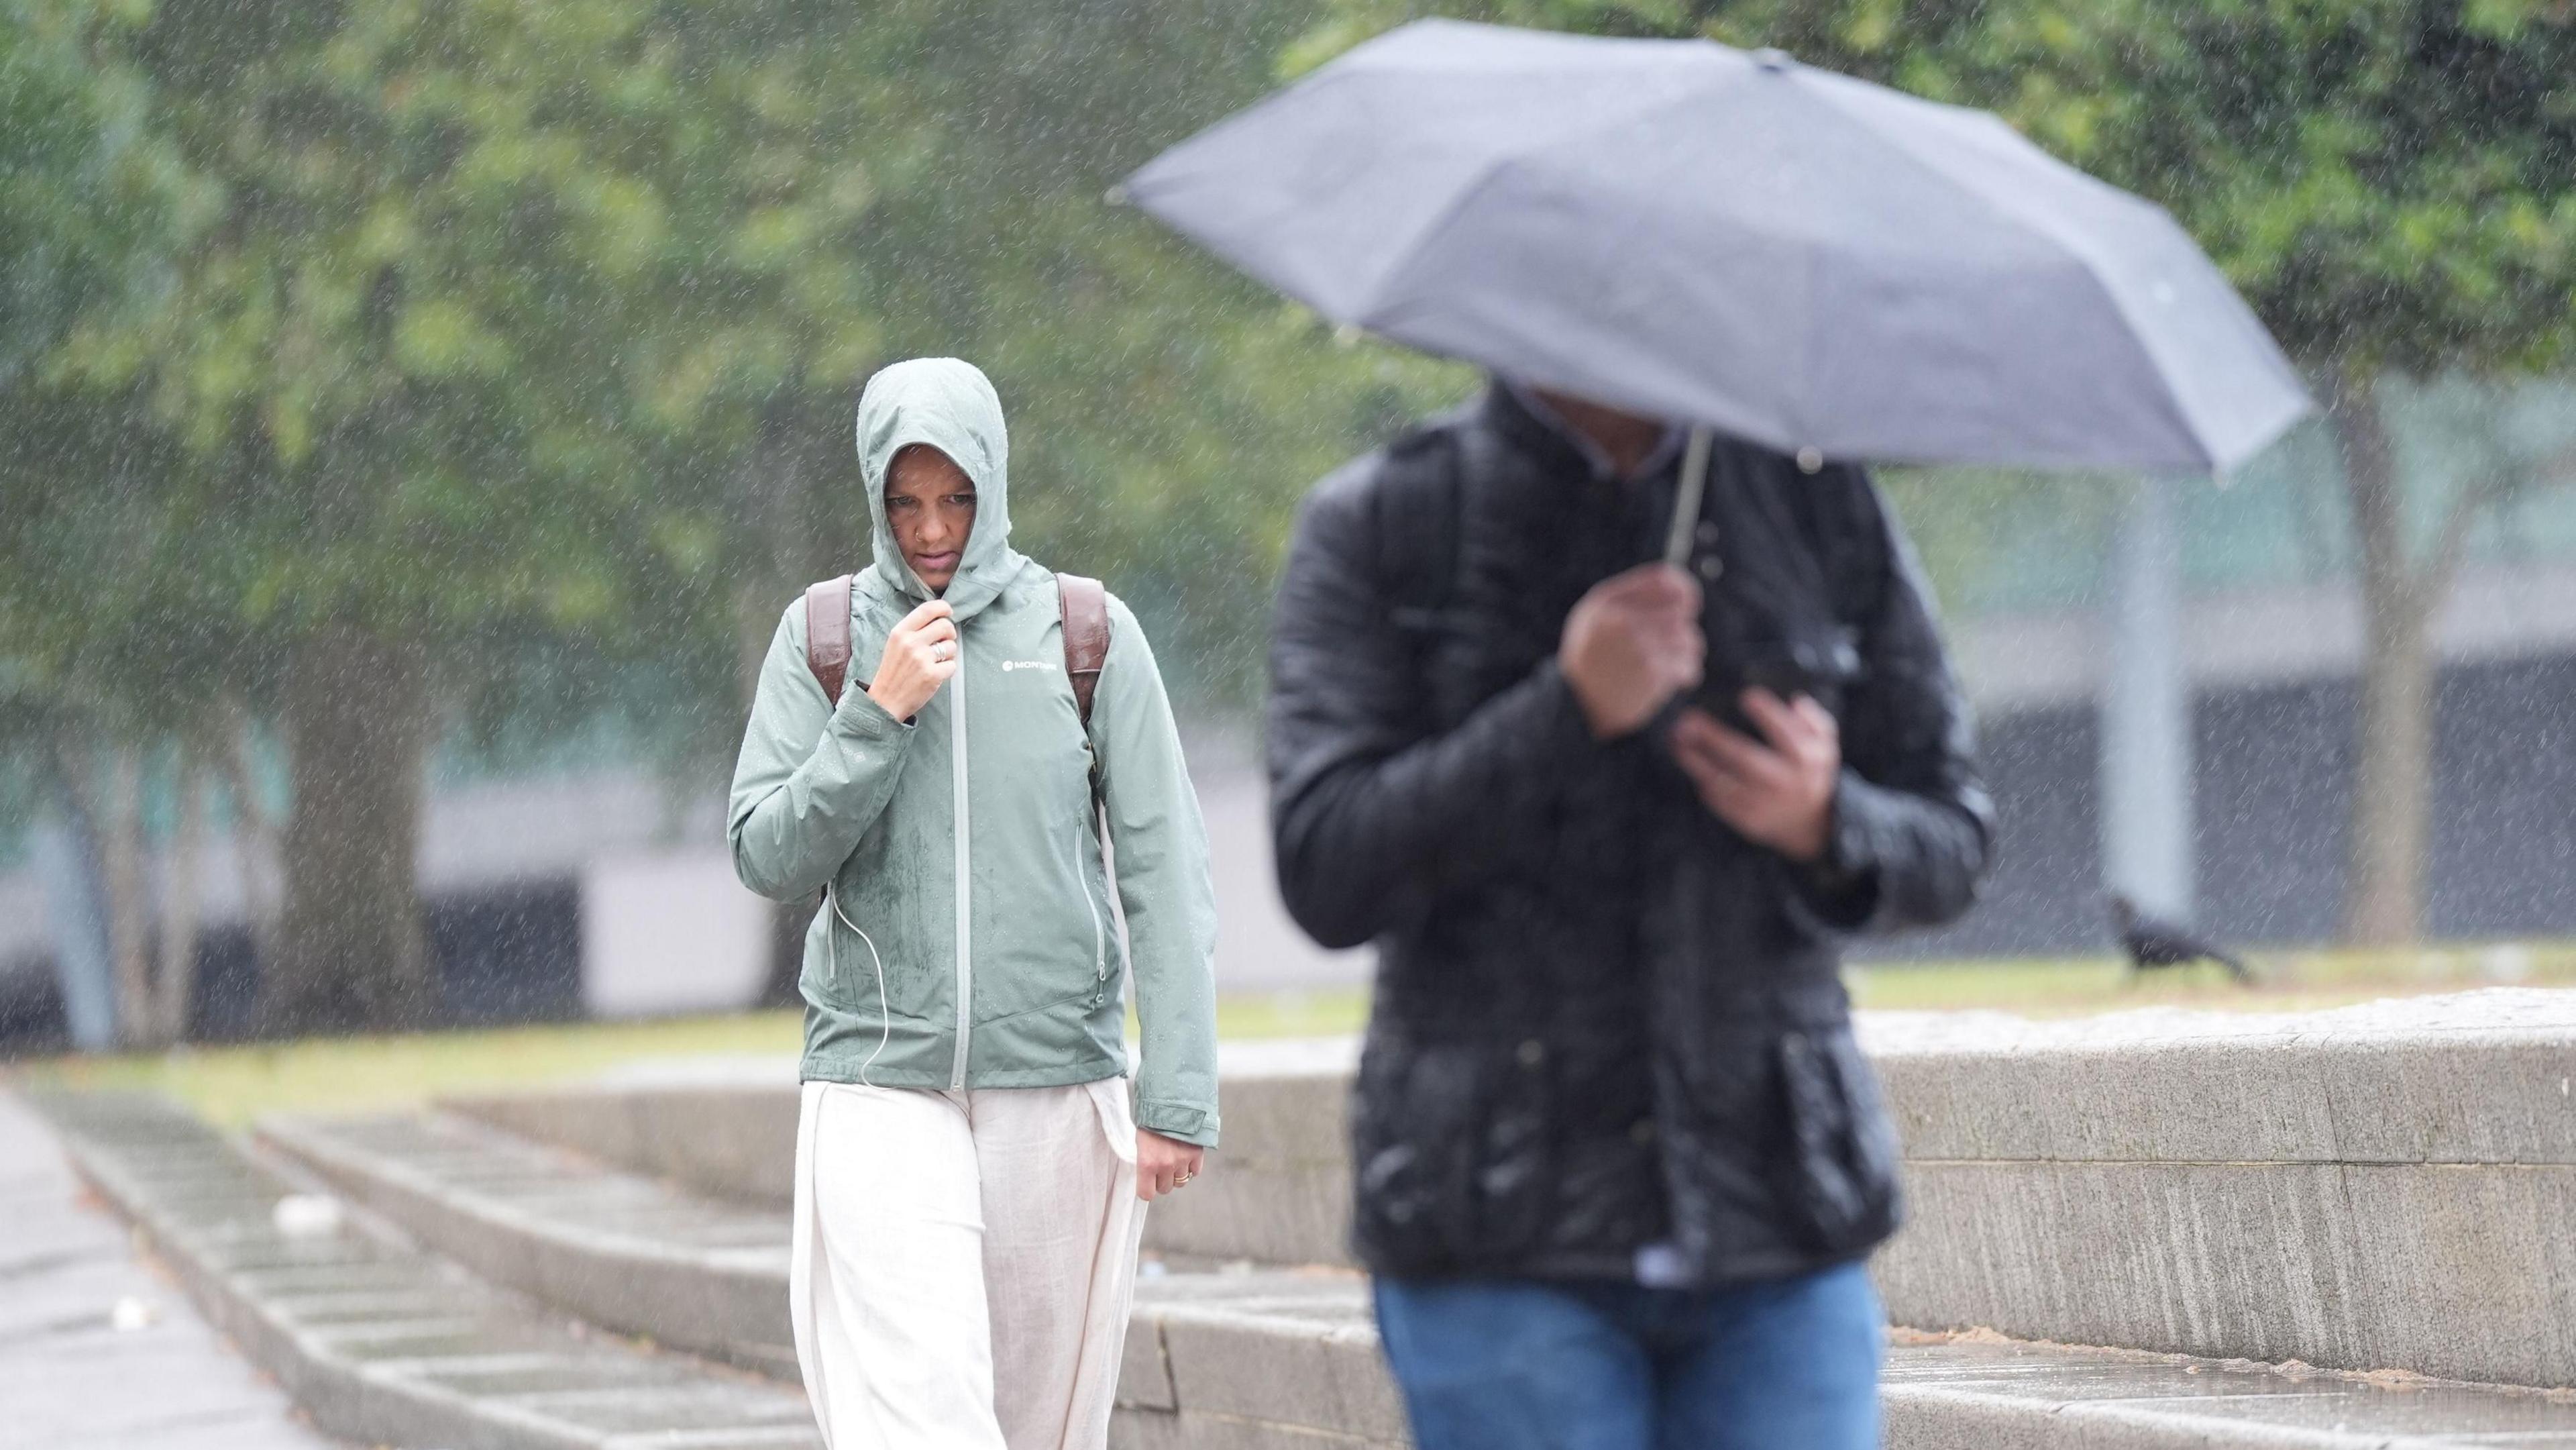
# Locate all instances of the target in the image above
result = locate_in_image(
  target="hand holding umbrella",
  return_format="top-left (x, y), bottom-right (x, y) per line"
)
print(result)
top-left (1560, 562), bottom-right (1707, 738)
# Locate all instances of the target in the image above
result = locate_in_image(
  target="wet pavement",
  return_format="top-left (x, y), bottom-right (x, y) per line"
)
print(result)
top-left (21, 1089), bottom-right (818, 1450)
top-left (0, 1087), bottom-right (342, 1450)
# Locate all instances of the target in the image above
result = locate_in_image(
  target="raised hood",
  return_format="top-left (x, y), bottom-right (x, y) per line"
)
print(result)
top-left (854, 356), bottom-right (1028, 621)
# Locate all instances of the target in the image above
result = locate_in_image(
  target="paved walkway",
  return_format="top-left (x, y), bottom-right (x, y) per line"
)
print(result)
top-left (0, 1088), bottom-right (340, 1450)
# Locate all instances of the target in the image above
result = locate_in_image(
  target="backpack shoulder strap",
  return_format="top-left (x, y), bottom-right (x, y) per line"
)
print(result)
top-left (1379, 424), bottom-right (1468, 635)
top-left (804, 574), bottom-right (855, 703)
top-left (1056, 572), bottom-right (1111, 728)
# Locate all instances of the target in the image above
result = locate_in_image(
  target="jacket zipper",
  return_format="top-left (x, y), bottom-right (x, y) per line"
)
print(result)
top-left (1079, 820), bottom-right (1108, 996)
top-left (949, 633), bottom-right (974, 1089)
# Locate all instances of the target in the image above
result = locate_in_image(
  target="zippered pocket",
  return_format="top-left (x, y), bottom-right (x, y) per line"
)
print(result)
top-left (810, 886), bottom-right (937, 1023)
top-left (966, 815), bottom-right (1116, 1025)
top-left (1774, 1025), bottom-right (1902, 1252)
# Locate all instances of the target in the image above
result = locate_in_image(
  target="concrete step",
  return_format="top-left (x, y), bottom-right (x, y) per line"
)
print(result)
top-left (264, 1096), bottom-right (2576, 1447)
top-left (1120, 1284), bottom-right (2576, 1450)
top-left (1878, 1332), bottom-right (2576, 1450)
top-left (28, 1090), bottom-right (818, 1450)
top-left (1865, 989), bottom-right (2576, 1390)
top-left (260, 1109), bottom-right (798, 1378)
top-left (441, 1038), bottom-right (1362, 1272)
top-left (447, 1074), bottom-right (799, 1211)
top-left (451, 994), bottom-right (2576, 1389)
top-left (1144, 1280), bottom-right (2576, 1449)
top-left (254, 1102), bottom-right (1269, 1418)
top-left (0, 1088), bottom-right (341, 1450)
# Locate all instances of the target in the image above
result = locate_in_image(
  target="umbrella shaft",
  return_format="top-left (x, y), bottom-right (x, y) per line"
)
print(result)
top-left (1664, 426), bottom-right (1715, 568)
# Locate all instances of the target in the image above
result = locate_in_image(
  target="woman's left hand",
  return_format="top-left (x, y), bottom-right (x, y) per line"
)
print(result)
top-left (1136, 1129), bottom-right (1205, 1201)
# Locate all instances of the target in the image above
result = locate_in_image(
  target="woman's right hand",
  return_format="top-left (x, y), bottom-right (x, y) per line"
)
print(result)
top-left (864, 600), bottom-right (958, 721)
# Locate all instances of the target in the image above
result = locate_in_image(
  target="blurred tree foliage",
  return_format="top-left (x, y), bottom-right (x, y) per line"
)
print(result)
top-left (1, 0), bottom-right (228, 1047)
top-left (25, 0), bottom-right (2556, 1033)
top-left (3, 0), bottom-right (1462, 1034)
top-left (1304, 0), bottom-right (2576, 944)
top-left (1, 0), bottom-right (214, 733)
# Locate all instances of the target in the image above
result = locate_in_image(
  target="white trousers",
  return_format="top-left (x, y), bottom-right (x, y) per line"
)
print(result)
top-left (790, 1078), bottom-right (1145, 1450)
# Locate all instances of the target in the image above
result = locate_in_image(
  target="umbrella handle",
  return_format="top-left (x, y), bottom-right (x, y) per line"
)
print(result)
top-left (1663, 426), bottom-right (1714, 568)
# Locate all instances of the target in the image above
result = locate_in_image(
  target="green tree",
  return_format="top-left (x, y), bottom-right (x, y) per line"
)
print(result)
top-left (2, 0), bottom-right (229, 1046)
top-left (47, 0), bottom-right (913, 1031)
top-left (694, 0), bottom-right (1470, 1000)
top-left (21, 0), bottom-right (1462, 1033)
top-left (796, 0), bottom-right (1470, 705)
top-left (1300, 0), bottom-right (2576, 943)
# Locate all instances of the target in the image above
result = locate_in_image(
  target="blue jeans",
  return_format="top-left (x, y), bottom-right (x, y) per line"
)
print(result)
top-left (1372, 1263), bottom-right (1884, 1450)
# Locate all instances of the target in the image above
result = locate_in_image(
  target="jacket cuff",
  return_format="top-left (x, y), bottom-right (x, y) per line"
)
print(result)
top-left (1136, 1100), bottom-right (1220, 1149)
top-left (1525, 658), bottom-right (1603, 756)
top-left (829, 684), bottom-right (912, 739)
top-left (1780, 771), bottom-right (1883, 934)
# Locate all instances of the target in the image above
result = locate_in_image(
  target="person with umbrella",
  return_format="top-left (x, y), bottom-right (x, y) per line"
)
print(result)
top-left (1267, 371), bottom-right (1988, 1448)
top-left (1126, 19), bottom-right (2309, 1449)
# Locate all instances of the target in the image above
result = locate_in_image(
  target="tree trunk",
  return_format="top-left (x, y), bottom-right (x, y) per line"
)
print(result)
top-left (156, 752), bottom-right (209, 1044)
top-left (2334, 371), bottom-right (2441, 947)
top-left (262, 624), bottom-right (435, 1035)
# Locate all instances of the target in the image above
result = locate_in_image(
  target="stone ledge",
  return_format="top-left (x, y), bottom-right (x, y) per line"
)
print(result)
top-left (441, 1041), bottom-right (1362, 1270)
top-left (1126, 1270), bottom-right (1401, 1444)
top-left (256, 1098), bottom-right (1208, 1414)
top-left (1881, 1157), bottom-right (2576, 1391)
top-left (1880, 1332), bottom-right (2576, 1449)
top-left (260, 1110), bottom-right (798, 1377)
top-left (446, 1082), bottom-right (799, 1208)
top-left (27, 1091), bottom-right (817, 1450)
top-left (75, 1087), bottom-right (2576, 1448)
top-left (1860, 990), bottom-right (2576, 1166)
top-left (1862, 990), bottom-right (2576, 1388)
top-left (443, 990), bottom-right (2576, 1389)
top-left (1110, 1272), bottom-right (2576, 1449)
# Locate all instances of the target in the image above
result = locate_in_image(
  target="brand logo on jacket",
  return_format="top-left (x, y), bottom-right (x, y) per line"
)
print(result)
top-left (1000, 659), bottom-right (1056, 672)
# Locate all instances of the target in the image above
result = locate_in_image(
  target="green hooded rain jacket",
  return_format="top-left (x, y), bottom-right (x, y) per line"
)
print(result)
top-left (727, 358), bottom-right (1220, 1147)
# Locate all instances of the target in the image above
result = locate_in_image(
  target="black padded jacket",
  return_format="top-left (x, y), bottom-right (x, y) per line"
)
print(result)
top-left (1266, 384), bottom-right (1996, 1287)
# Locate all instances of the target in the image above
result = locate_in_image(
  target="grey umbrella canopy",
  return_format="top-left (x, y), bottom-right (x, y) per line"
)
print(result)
top-left (1122, 18), bottom-right (2312, 477)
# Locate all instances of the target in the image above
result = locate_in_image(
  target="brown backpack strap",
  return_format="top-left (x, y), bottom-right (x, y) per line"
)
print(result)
top-left (804, 574), bottom-right (855, 703)
top-left (1057, 572), bottom-right (1110, 729)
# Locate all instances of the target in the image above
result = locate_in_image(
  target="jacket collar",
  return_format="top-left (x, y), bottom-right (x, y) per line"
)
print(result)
top-left (1490, 380), bottom-right (1688, 486)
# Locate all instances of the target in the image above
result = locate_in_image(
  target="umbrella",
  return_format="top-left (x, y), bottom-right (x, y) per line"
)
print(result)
top-left (1120, 19), bottom-right (2314, 559)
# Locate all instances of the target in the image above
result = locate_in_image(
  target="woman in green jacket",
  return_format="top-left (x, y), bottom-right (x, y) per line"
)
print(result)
top-left (727, 357), bottom-right (1220, 1450)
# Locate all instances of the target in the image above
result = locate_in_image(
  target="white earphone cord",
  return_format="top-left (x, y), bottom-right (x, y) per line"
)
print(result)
top-left (824, 885), bottom-right (893, 1087)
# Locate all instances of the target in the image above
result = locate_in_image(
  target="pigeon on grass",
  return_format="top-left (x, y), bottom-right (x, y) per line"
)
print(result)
top-left (2108, 893), bottom-right (2254, 985)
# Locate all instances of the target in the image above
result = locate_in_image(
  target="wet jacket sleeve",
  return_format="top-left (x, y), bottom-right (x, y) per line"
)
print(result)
top-left (1788, 473), bottom-right (1997, 934)
top-left (1266, 474), bottom-right (1601, 951)
top-left (727, 601), bottom-right (918, 902)
top-left (1092, 596), bottom-right (1222, 1149)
